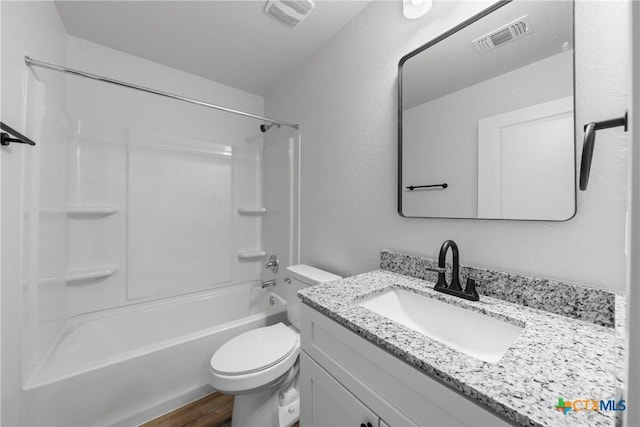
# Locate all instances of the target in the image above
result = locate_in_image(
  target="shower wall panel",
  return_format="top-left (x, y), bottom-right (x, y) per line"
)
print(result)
top-left (64, 36), bottom-right (266, 316)
top-left (23, 76), bottom-right (71, 375)
top-left (66, 124), bottom-right (128, 315)
top-left (127, 132), bottom-right (233, 299)
top-left (66, 123), bottom-right (261, 316)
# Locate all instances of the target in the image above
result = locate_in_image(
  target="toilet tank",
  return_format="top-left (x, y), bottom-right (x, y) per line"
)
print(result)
top-left (285, 264), bottom-right (341, 330)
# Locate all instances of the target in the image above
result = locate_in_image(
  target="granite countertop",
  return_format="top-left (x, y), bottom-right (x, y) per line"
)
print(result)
top-left (298, 269), bottom-right (622, 427)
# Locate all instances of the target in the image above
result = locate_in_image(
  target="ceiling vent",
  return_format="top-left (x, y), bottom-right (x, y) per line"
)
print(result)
top-left (264, 0), bottom-right (315, 27)
top-left (472, 15), bottom-right (533, 54)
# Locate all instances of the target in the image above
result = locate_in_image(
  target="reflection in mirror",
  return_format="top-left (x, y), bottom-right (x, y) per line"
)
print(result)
top-left (399, 0), bottom-right (575, 220)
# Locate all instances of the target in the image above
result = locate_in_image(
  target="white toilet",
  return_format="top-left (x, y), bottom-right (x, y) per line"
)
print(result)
top-left (209, 264), bottom-right (340, 427)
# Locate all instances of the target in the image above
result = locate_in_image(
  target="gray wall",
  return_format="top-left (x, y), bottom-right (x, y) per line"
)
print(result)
top-left (264, 1), bottom-right (630, 292)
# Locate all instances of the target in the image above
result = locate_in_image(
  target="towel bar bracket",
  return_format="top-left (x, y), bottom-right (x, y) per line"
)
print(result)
top-left (1, 132), bottom-right (36, 146)
top-left (579, 112), bottom-right (628, 191)
top-left (1, 121), bottom-right (37, 147)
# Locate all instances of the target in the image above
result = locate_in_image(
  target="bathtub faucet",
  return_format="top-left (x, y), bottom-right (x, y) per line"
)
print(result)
top-left (262, 279), bottom-right (276, 289)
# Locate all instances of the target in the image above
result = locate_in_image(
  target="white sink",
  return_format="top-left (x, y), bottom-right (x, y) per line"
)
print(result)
top-left (358, 288), bottom-right (523, 363)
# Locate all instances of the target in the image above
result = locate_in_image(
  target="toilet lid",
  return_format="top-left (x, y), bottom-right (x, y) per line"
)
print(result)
top-left (210, 323), bottom-right (298, 376)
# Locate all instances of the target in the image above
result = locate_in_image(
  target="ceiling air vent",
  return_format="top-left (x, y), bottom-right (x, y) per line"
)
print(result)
top-left (264, 0), bottom-right (315, 27)
top-left (472, 15), bottom-right (533, 54)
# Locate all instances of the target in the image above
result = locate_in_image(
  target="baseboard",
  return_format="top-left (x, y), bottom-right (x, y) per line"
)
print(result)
top-left (112, 385), bottom-right (215, 426)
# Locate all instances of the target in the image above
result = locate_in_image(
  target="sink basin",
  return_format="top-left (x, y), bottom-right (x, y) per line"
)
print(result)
top-left (358, 288), bottom-right (523, 363)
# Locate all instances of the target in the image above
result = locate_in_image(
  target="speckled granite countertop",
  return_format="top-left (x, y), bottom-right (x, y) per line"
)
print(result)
top-left (299, 269), bottom-right (623, 427)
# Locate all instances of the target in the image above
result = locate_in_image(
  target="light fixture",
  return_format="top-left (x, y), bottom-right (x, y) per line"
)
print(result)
top-left (403, 0), bottom-right (433, 19)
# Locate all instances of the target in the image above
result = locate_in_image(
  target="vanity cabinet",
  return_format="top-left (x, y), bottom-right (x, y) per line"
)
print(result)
top-left (299, 304), bottom-right (510, 427)
top-left (300, 353), bottom-right (381, 427)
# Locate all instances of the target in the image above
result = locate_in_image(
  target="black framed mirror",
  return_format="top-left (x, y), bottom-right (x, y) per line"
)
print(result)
top-left (398, 0), bottom-right (575, 220)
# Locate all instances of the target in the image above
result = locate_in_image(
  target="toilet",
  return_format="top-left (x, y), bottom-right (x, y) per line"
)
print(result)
top-left (209, 264), bottom-right (341, 427)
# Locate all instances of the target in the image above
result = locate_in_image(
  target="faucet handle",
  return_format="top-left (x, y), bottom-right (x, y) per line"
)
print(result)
top-left (426, 267), bottom-right (446, 274)
top-left (264, 254), bottom-right (279, 273)
top-left (463, 276), bottom-right (480, 301)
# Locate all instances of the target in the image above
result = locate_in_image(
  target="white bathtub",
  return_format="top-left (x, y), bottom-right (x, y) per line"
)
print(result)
top-left (21, 283), bottom-right (287, 426)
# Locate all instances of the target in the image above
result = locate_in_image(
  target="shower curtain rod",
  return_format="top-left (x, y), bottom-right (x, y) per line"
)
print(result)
top-left (24, 56), bottom-right (299, 130)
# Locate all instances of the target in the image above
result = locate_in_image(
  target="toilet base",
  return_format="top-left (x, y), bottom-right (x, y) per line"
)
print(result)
top-left (230, 369), bottom-right (300, 427)
top-left (232, 389), bottom-right (279, 427)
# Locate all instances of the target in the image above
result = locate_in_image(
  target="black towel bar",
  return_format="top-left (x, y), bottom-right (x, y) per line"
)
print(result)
top-left (1, 121), bottom-right (37, 147)
top-left (406, 183), bottom-right (448, 191)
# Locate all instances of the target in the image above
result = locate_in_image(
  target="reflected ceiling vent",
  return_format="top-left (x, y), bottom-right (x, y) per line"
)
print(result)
top-left (264, 0), bottom-right (315, 27)
top-left (472, 15), bottom-right (533, 54)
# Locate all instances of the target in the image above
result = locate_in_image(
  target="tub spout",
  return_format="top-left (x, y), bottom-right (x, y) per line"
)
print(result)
top-left (262, 279), bottom-right (276, 289)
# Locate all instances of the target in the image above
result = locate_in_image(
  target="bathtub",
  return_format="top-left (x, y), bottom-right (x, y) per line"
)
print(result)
top-left (21, 283), bottom-right (287, 426)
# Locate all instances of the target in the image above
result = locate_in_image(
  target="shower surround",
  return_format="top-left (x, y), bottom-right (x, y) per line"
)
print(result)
top-left (13, 33), bottom-right (273, 425)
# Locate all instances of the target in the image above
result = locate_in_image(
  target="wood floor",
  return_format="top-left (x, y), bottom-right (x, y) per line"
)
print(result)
top-left (141, 392), bottom-right (300, 427)
top-left (141, 392), bottom-right (234, 427)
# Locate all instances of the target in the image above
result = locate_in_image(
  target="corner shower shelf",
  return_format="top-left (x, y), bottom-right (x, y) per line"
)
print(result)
top-left (66, 206), bottom-right (119, 217)
top-left (237, 207), bottom-right (267, 215)
top-left (236, 250), bottom-right (266, 260)
top-left (65, 265), bottom-right (119, 284)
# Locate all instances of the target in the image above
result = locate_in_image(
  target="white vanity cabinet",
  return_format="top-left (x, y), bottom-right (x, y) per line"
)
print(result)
top-left (301, 353), bottom-right (381, 427)
top-left (299, 304), bottom-right (510, 427)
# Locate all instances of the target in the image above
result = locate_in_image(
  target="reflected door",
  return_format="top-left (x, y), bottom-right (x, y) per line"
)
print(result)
top-left (477, 96), bottom-right (575, 219)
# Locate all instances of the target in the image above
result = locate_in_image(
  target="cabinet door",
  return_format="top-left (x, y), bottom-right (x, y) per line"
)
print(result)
top-left (300, 352), bottom-right (378, 427)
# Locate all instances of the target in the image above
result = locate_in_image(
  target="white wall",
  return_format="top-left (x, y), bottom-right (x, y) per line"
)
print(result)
top-left (1, 5), bottom-right (3, 420)
top-left (1, 1), bottom-right (69, 424)
top-left (265, 1), bottom-right (630, 292)
top-left (65, 36), bottom-right (267, 315)
top-left (624, 0), bottom-right (640, 424)
top-left (402, 52), bottom-right (573, 218)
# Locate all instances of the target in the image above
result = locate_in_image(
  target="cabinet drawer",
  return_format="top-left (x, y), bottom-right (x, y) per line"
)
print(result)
top-left (301, 304), bottom-right (510, 427)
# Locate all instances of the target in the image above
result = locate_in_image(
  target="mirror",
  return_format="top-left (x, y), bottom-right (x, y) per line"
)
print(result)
top-left (399, 0), bottom-right (575, 220)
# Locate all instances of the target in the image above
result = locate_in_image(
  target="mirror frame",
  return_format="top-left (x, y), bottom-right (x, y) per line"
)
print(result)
top-left (397, 0), bottom-right (576, 221)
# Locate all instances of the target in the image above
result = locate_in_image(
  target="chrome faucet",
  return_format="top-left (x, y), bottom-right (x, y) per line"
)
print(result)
top-left (433, 240), bottom-right (479, 301)
top-left (262, 279), bottom-right (276, 289)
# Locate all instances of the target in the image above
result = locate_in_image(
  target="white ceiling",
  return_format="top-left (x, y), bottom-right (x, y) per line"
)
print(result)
top-left (54, 0), bottom-right (371, 95)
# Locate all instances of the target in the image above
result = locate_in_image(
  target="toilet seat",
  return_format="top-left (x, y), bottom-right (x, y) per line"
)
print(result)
top-left (211, 323), bottom-right (298, 376)
top-left (209, 323), bottom-right (300, 393)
